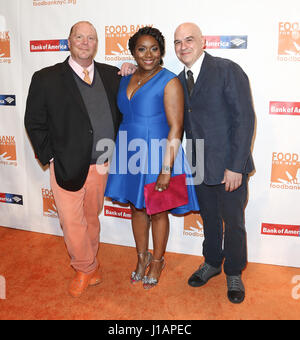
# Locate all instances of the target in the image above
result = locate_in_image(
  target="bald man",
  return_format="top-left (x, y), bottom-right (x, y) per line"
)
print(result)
top-left (174, 23), bottom-right (255, 304)
top-left (25, 21), bottom-right (122, 297)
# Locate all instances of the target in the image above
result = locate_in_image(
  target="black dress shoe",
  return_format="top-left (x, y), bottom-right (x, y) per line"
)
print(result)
top-left (226, 275), bottom-right (245, 304)
top-left (188, 263), bottom-right (222, 287)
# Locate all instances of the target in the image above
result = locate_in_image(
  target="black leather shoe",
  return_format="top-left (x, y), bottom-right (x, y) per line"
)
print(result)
top-left (188, 263), bottom-right (222, 287)
top-left (226, 275), bottom-right (245, 304)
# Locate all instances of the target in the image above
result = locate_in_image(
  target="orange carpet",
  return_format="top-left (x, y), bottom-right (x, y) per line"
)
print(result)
top-left (0, 226), bottom-right (299, 320)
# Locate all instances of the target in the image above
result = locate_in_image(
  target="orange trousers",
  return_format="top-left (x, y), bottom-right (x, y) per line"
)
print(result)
top-left (50, 163), bottom-right (108, 274)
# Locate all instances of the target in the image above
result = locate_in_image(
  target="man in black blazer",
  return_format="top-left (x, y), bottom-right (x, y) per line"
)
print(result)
top-left (25, 21), bottom-right (121, 297)
top-left (174, 23), bottom-right (255, 304)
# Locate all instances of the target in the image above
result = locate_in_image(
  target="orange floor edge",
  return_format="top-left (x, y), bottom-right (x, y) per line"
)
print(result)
top-left (0, 226), bottom-right (299, 320)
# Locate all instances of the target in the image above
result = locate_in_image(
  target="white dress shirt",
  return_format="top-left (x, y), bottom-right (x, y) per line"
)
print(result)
top-left (184, 52), bottom-right (205, 81)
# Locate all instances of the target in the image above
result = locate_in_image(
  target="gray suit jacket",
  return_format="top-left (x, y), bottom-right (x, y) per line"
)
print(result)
top-left (178, 52), bottom-right (255, 185)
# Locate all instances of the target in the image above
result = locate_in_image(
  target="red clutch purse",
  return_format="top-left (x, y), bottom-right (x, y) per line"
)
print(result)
top-left (144, 174), bottom-right (188, 215)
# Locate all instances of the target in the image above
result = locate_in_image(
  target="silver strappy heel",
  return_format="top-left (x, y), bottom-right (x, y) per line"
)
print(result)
top-left (142, 257), bottom-right (165, 289)
top-left (130, 251), bottom-right (153, 284)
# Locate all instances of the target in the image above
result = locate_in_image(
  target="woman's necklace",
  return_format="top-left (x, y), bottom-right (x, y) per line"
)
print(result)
top-left (137, 67), bottom-right (160, 86)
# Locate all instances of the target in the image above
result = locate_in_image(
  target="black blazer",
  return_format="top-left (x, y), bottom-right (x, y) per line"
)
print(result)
top-left (178, 52), bottom-right (255, 185)
top-left (25, 57), bottom-right (121, 191)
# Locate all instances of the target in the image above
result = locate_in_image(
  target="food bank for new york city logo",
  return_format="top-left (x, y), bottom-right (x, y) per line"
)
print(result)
top-left (33, 0), bottom-right (77, 6)
top-left (278, 22), bottom-right (300, 61)
top-left (0, 31), bottom-right (10, 57)
top-left (183, 213), bottom-right (204, 238)
top-left (270, 152), bottom-right (300, 190)
top-left (0, 136), bottom-right (17, 166)
top-left (42, 188), bottom-right (58, 218)
top-left (105, 24), bottom-right (152, 62)
top-left (0, 31), bottom-right (11, 63)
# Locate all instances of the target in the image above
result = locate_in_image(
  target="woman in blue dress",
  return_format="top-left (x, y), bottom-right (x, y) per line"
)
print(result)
top-left (105, 27), bottom-right (199, 289)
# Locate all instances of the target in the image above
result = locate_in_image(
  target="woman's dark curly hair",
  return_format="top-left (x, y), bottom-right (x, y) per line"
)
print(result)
top-left (128, 26), bottom-right (165, 65)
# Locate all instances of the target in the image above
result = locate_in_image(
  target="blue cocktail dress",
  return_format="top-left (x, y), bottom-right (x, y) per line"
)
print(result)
top-left (105, 68), bottom-right (199, 214)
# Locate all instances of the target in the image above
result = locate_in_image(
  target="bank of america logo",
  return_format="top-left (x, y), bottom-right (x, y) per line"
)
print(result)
top-left (231, 38), bottom-right (246, 47)
top-left (0, 95), bottom-right (16, 106)
top-left (204, 35), bottom-right (248, 49)
top-left (261, 223), bottom-right (300, 237)
top-left (30, 39), bottom-right (69, 52)
top-left (0, 193), bottom-right (23, 205)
